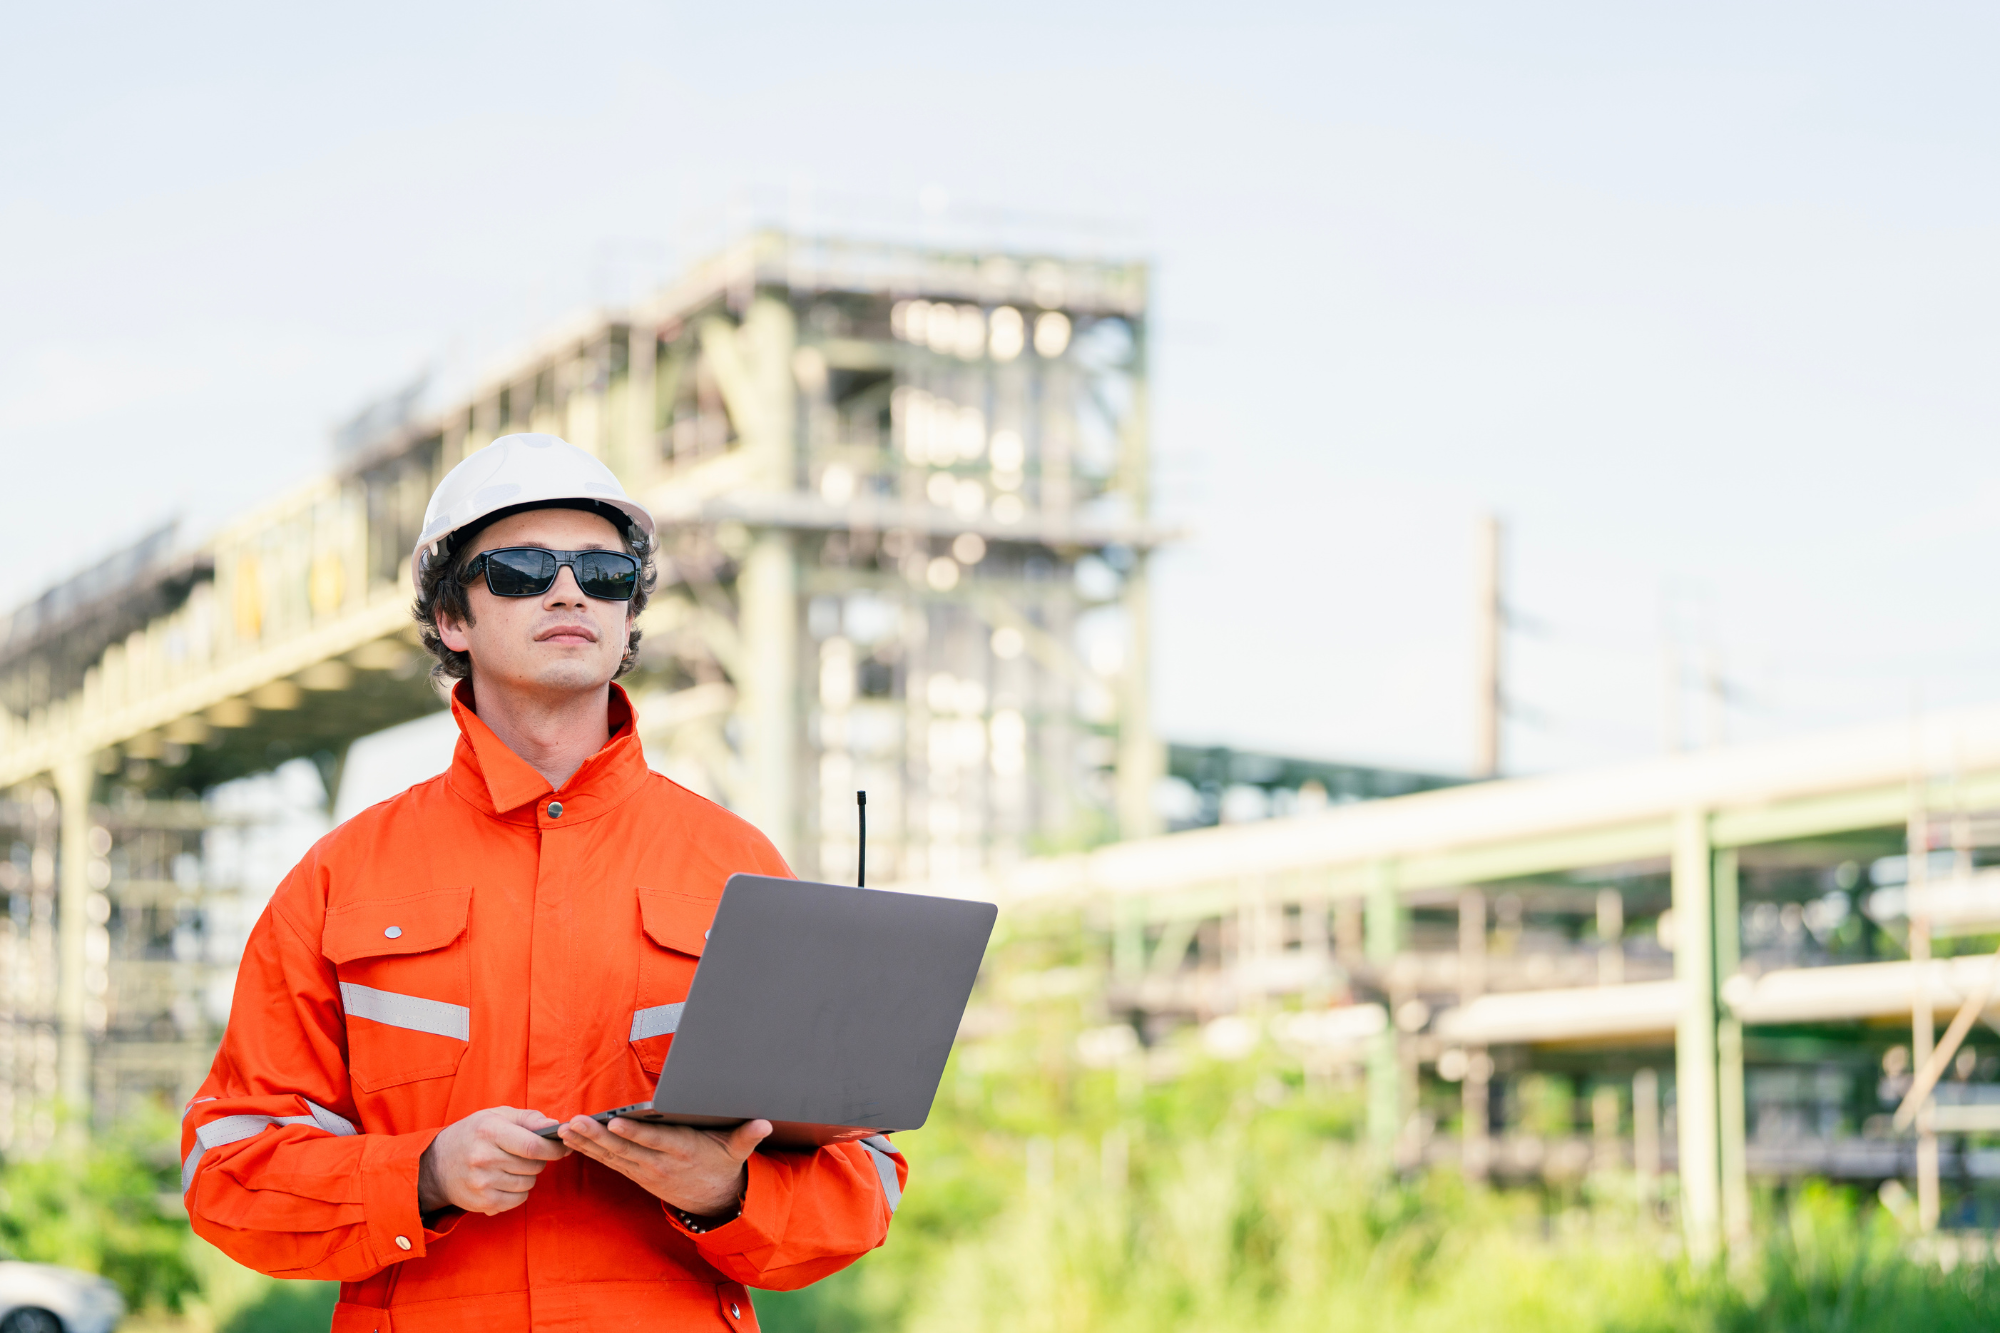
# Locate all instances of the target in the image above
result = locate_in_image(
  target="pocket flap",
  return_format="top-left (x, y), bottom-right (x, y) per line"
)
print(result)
top-left (323, 886), bottom-right (473, 964)
top-left (637, 887), bottom-right (712, 957)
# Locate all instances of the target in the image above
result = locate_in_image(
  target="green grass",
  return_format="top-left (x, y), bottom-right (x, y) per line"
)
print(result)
top-left (761, 1118), bottom-right (2000, 1333)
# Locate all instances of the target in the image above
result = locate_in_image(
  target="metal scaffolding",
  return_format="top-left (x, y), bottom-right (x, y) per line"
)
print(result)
top-left (0, 228), bottom-right (1165, 1134)
top-left (0, 792), bottom-right (250, 1143)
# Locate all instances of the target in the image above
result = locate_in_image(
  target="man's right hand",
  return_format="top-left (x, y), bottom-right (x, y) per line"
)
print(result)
top-left (418, 1106), bottom-right (571, 1215)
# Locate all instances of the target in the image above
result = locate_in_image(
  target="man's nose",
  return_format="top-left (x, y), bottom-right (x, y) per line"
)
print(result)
top-left (542, 563), bottom-right (589, 606)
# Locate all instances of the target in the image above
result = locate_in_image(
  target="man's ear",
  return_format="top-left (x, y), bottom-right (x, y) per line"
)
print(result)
top-left (436, 609), bottom-right (472, 655)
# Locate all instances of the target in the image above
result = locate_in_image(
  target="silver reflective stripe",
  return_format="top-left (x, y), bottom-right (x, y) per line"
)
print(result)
top-left (302, 1099), bottom-right (358, 1137)
top-left (860, 1135), bottom-right (902, 1213)
top-left (182, 1099), bottom-right (358, 1192)
top-left (340, 982), bottom-right (470, 1041)
top-left (630, 1002), bottom-right (685, 1042)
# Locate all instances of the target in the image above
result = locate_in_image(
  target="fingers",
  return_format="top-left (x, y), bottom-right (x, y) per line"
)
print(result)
top-left (601, 1117), bottom-right (765, 1157)
top-left (563, 1115), bottom-right (651, 1166)
top-left (472, 1179), bottom-right (538, 1215)
top-left (559, 1117), bottom-right (750, 1216)
top-left (490, 1116), bottom-right (570, 1162)
top-left (724, 1119), bottom-right (773, 1160)
top-left (498, 1106), bottom-right (562, 1132)
top-left (454, 1153), bottom-right (541, 1215)
top-left (604, 1117), bottom-right (685, 1149)
top-left (429, 1107), bottom-right (579, 1216)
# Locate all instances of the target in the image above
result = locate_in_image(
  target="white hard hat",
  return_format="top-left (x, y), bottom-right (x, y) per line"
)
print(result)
top-left (410, 433), bottom-right (656, 584)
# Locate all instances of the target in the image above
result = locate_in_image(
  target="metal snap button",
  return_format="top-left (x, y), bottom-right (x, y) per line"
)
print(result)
top-left (548, 801), bottom-right (564, 818)
top-left (730, 1305), bottom-right (741, 1319)
top-left (384, 926), bottom-right (402, 939)
top-left (395, 1235), bottom-right (412, 1250)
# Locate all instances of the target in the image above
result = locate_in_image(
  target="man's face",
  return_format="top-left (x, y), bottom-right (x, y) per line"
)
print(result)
top-left (435, 507), bottom-right (635, 701)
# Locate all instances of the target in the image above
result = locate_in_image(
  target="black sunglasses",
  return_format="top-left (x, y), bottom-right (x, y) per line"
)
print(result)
top-left (459, 546), bottom-right (642, 601)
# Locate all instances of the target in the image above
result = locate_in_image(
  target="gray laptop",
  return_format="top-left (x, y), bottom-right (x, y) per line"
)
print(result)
top-left (540, 873), bottom-right (996, 1149)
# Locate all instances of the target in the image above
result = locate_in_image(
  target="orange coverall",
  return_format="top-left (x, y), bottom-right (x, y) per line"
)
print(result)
top-left (180, 683), bottom-right (906, 1333)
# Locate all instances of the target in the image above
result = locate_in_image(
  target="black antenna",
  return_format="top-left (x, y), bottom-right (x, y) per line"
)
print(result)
top-left (856, 791), bottom-right (868, 887)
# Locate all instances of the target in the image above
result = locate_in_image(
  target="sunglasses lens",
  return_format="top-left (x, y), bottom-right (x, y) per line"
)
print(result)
top-left (484, 548), bottom-right (557, 596)
top-left (576, 552), bottom-right (640, 600)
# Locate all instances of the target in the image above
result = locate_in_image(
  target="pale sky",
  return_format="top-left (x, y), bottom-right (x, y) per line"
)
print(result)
top-left (7, 2), bottom-right (2000, 783)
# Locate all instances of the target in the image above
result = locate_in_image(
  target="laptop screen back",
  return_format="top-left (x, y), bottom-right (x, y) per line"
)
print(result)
top-left (653, 874), bottom-right (997, 1132)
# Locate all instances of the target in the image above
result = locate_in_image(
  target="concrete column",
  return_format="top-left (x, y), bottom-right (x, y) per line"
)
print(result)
top-left (1713, 847), bottom-right (1750, 1250)
top-left (1634, 1066), bottom-right (1662, 1204)
top-left (1115, 550), bottom-right (1161, 841)
top-left (742, 298), bottom-right (798, 491)
top-left (1672, 808), bottom-right (1721, 1262)
top-left (1113, 303), bottom-right (1155, 840)
top-left (1365, 859), bottom-right (1405, 1155)
top-left (52, 752), bottom-right (92, 1129)
top-left (1596, 887), bottom-right (1626, 985)
top-left (624, 321), bottom-right (656, 487)
top-left (739, 530), bottom-right (799, 862)
top-left (1909, 794), bottom-right (1940, 1231)
top-left (1459, 888), bottom-right (1490, 1179)
top-left (1112, 897), bottom-right (1145, 983)
top-left (1472, 514), bottom-right (1503, 778)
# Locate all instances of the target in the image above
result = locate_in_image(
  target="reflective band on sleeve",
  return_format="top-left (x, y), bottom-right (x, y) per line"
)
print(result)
top-left (630, 1002), bottom-right (685, 1042)
top-left (339, 982), bottom-right (471, 1041)
top-left (302, 1098), bottom-right (358, 1137)
top-left (859, 1135), bottom-right (902, 1213)
top-left (181, 1099), bottom-right (359, 1192)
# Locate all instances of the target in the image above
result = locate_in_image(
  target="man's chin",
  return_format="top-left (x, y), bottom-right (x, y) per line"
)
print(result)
top-left (532, 662), bottom-right (617, 693)
top-left (488, 656), bottom-right (617, 696)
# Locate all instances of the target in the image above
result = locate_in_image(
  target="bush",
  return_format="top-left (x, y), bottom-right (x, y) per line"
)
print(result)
top-left (216, 1277), bottom-right (338, 1333)
top-left (0, 1114), bottom-right (198, 1314)
top-left (761, 1034), bottom-right (2000, 1333)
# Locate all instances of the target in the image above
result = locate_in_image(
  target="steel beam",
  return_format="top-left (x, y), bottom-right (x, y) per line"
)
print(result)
top-left (0, 592), bottom-right (413, 791)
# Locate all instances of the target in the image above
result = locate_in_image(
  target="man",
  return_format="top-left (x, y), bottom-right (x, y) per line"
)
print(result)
top-left (180, 434), bottom-right (904, 1333)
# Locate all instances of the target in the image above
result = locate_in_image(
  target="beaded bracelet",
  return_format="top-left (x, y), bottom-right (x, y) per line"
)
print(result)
top-left (672, 1202), bottom-right (741, 1234)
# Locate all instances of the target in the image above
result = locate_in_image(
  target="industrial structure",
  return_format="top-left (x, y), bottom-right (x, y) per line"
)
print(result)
top-left (3, 226), bottom-right (1994, 1266)
top-left (926, 703), bottom-right (2000, 1258)
top-left (0, 230), bottom-right (1163, 1142)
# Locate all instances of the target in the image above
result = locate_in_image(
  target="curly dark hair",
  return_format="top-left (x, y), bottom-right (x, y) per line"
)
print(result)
top-left (412, 500), bottom-right (658, 682)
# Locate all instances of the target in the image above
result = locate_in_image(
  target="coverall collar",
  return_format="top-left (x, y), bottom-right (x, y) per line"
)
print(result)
top-left (446, 678), bottom-right (646, 825)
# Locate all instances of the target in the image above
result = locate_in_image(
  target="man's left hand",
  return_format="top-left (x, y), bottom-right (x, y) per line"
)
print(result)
top-left (559, 1115), bottom-right (772, 1218)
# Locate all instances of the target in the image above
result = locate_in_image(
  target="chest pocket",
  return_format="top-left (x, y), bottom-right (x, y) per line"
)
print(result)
top-left (324, 886), bottom-right (474, 1093)
top-left (630, 887), bottom-right (712, 1075)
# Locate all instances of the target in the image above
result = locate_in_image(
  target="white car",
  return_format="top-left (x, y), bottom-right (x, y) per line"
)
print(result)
top-left (0, 1262), bottom-right (124, 1333)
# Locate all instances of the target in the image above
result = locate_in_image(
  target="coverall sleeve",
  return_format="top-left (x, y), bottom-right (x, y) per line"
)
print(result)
top-left (181, 873), bottom-right (451, 1281)
top-left (667, 1136), bottom-right (909, 1290)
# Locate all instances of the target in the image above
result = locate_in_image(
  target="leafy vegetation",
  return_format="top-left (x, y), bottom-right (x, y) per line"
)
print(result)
top-left (0, 1114), bottom-right (198, 1315)
top-left (760, 1059), bottom-right (2000, 1333)
top-left (754, 912), bottom-right (2000, 1332)
top-left (4, 916), bottom-right (1998, 1331)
